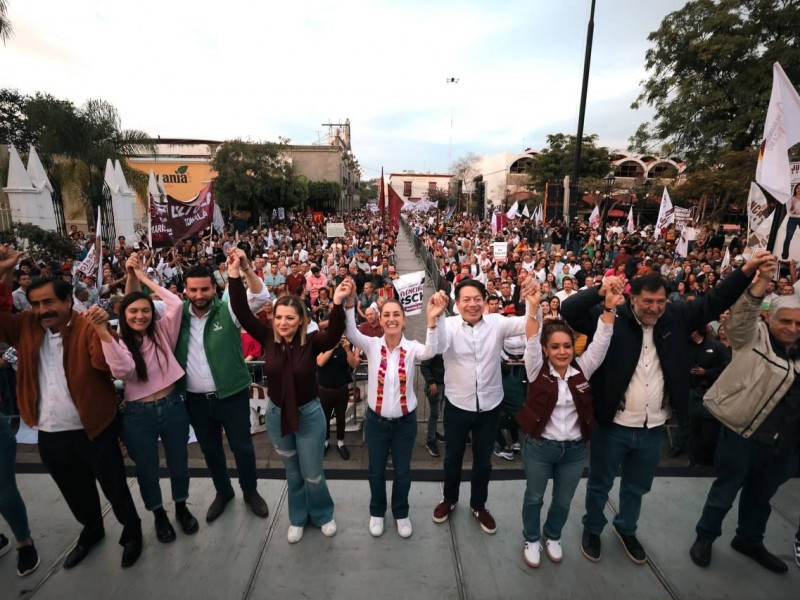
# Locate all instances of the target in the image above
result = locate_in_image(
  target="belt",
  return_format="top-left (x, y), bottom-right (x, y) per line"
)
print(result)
top-left (187, 391), bottom-right (218, 400)
top-left (367, 406), bottom-right (415, 422)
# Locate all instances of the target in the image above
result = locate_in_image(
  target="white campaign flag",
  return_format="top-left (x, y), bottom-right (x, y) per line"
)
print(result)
top-left (756, 62), bottom-right (800, 204)
top-left (95, 211), bottom-right (103, 290)
top-left (720, 247), bottom-right (731, 271)
top-left (627, 206), bottom-right (635, 233)
top-left (654, 187), bottom-right (675, 239)
top-left (522, 204), bottom-right (530, 218)
top-left (588, 205), bottom-right (600, 229)
top-left (491, 211), bottom-right (498, 235)
top-left (536, 204), bottom-right (544, 224)
top-left (747, 182), bottom-right (770, 236)
top-left (506, 200), bottom-right (519, 220)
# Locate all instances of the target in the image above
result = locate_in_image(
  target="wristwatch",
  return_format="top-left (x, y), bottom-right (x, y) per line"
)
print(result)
top-left (603, 306), bottom-right (617, 314)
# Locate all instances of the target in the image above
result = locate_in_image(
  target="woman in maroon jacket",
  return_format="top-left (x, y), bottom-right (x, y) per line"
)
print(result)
top-left (515, 280), bottom-right (621, 568)
top-left (226, 251), bottom-right (351, 544)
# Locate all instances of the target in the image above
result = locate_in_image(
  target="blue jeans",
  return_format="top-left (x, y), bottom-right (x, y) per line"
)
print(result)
top-left (0, 413), bottom-right (30, 542)
top-left (522, 436), bottom-right (586, 542)
top-left (696, 427), bottom-right (799, 543)
top-left (365, 408), bottom-right (417, 519)
top-left (582, 423), bottom-right (663, 536)
top-left (265, 399), bottom-right (334, 527)
top-left (122, 392), bottom-right (191, 511)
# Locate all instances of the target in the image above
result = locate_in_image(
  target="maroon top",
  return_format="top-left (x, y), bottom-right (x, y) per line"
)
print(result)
top-left (228, 277), bottom-right (345, 435)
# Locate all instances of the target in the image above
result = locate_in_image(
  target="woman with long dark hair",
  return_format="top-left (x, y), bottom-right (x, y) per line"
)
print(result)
top-left (85, 255), bottom-right (198, 544)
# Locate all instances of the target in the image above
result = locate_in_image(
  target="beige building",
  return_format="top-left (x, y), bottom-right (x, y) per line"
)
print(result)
top-left (386, 171), bottom-right (452, 206)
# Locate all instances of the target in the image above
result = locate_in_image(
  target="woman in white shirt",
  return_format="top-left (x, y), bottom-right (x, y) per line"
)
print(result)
top-left (344, 286), bottom-right (447, 539)
top-left (515, 280), bottom-right (622, 568)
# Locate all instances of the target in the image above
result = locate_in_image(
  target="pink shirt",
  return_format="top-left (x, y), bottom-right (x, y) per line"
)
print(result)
top-left (306, 274), bottom-right (328, 303)
top-left (100, 286), bottom-right (185, 402)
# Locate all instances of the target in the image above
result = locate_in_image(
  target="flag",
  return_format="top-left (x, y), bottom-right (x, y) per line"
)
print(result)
top-left (720, 247), bottom-right (731, 271)
top-left (536, 204), bottom-right (543, 224)
top-left (387, 184), bottom-right (403, 233)
top-left (589, 205), bottom-right (600, 229)
top-left (756, 62), bottom-right (800, 205)
top-left (266, 229), bottom-right (274, 248)
top-left (95, 210), bottom-right (103, 290)
top-left (491, 212), bottom-right (498, 235)
top-left (378, 168), bottom-right (386, 220)
top-left (506, 200), bottom-right (519, 220)
top-left (522, 204), bottom-right (530, 218)
top-left (654, 187), bottom-right (675, 239)
top-left (747, 182), bottom-right (770, 237)
top-left (627, 206), bottom-right (635, 233)
top-left (212, 203), bottom-right (225, 234)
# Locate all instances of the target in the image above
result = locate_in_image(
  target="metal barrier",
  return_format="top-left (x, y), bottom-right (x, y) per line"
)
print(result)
top-left (401, 218), bottom-right (442, 293)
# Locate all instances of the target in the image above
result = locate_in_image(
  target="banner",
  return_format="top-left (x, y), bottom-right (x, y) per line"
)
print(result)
top-left (769, 182), bottom-right (800, 260)
top-left (326, 222), bottom-right (346, 238)
top-left (493, 241), bottom-right (508, 260)
top-left (150, 182), bottom-right (214, 248)
top-left (673, 207), bottom-right (692, 231)
top-left (654, 187), bottom-right (675, 238)
top-left (393, 270), bottom-right (425, 316)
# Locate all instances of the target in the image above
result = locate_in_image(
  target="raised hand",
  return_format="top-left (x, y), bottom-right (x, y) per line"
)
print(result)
top-left (743, 249), bottom-right (778, 279)
top-left (599, 275), bottom-right (624, 298)
top-left (333, 279), bottom-right (353, 305)
top-left (84, 305), bottom-right (109, 329)
top-left (126, 254), bottom-right (141, 273)
top-left (427, 290), bottom-right (448, 319)
top-left (0, 246), bottom-right (21, 275)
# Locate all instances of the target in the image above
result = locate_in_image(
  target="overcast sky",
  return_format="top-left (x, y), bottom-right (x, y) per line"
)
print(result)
top-left (1, 0), bottom-right (689, 179)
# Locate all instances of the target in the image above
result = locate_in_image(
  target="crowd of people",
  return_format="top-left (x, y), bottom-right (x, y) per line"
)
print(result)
top-left (0, 203), bottom-right (798, 583)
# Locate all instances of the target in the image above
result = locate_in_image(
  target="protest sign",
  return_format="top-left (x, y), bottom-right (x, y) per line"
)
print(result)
top-left (393, 271), bottom-right (425, 316)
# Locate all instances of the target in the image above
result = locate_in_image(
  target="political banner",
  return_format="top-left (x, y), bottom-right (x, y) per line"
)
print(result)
top-left (493, 241), bottom-right (508, 261)
top-left (150, 181), bottom-right (214, 248)
top-left (326, 222), bottom-right (346, 238)
top-left (673, 207), bottom-right (693, 231)
top-left (393, 270), bottom-right (425, 316)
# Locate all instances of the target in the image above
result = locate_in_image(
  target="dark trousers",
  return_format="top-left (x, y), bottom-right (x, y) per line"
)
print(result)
top-left (582, 422), bottom-right (662, 536)
top-left (38, 419), bottom-right (141, 546)
top-left (496, 411), bottom-right (519, 448)
top-left (185, 389), bottom-right (257, 496)
top-left (689, 398), bottom-right (720, 465)
top-left (696, 427), bottom-right (799, 543)
top-left (443, 400), bottom-right (501, 510)
top-left (0, 413), bottom-right (29, 542)
top-left (365, 408), bottom-right (417, 518)
top-left (783, 216), bottom-right (800, 259)
top-left (319, 384), bottom-right (349, 442)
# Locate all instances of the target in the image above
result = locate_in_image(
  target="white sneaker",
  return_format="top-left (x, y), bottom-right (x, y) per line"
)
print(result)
top-left (321, 519), bottom-right (338, 537)
top-left (369, 517), bottom-right (384, 537)
top-left (524, 540), bottom-right (542, 568)
top-left (544, 537), bottom-right (563, 562)
top-left (287, 525), bottom-right (304, 544)
top-left (396, 518), bottom-right (413, 539)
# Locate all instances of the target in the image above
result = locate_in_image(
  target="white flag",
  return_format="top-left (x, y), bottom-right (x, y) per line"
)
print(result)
top-left (522, 204), bottom-right (530, 218)
top-left (720, 247), bottom-right (731, 271)
top-left (506, 200), bottom-right (519, 220)
top-left (756, 62), bottom-right (800, 205)
top-left (589, 205), bottom-right (600, 229)
top-left (491, 211), bottom-right (498, 235)
top-left (95, 211), bottom-right (103, 290)
top-left (627, 206), bottom-right (635, 233)
top-left (536, 204), bottom-right (544, 224)
top-left (654, 188), bottom-right (675, 239)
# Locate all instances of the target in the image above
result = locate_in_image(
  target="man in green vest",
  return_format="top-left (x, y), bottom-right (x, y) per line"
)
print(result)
top-left (128, 252), bottom-right (270, 522)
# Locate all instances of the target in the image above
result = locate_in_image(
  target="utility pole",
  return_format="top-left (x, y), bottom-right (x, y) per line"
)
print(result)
top-left (446, 77), bottom-right (459, 168)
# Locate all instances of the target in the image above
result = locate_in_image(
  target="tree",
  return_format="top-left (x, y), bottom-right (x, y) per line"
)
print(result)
top-left (358, 179), bottom-right (378, 203)
top-left (0, 222), bottom-right (79, 262)
top-left (307, 180), bottom-right (342, 212)
top-left (450, 151), bottom-right (480, 196)
top-left (526, 133), bottom-right (611, 190)
top-left (632, 0), bottom-right (800, 163)
top-left (211, 139), bottom-right (306, 215)
top-left (0, 89), bottom-right (37, 149)
top-left (0, 0), bottom-right (12, 45)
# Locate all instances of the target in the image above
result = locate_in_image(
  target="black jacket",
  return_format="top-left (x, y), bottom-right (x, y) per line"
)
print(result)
top-left (560, 268), bottom-right (751, 426)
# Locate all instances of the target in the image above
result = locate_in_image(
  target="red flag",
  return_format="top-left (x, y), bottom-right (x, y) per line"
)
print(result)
top-left (378, 168), bottom-right (386, 220)
top-left (388, 184), bottom-right (403, 233)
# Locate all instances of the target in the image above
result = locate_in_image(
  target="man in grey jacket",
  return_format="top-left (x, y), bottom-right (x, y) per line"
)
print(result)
top-left (691, 254), bottom-right (800, 574)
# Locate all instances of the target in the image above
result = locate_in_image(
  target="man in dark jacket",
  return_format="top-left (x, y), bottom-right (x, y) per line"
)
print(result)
top-left (560, 251), bottom-right (772, 565)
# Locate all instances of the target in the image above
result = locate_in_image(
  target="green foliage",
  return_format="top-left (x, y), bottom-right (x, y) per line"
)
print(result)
top-left (0, 222), bottom-right (79, 262)
top-left (359, 179), bottom-right (378, 203)
top-left (307, 180), bottom-right (342, 211)
top-left (211, 139), bottom-right (306, 214)
top-left (0, 89), bottom-right (37, 149)
top-left (527, 133), bottom-right (611, 190)
top-left (428, 186), bottom-right (451, 210)
top-left (0, 0), bottom-right (12, 44)
top-left (633, 0), bottom-right (800, 163)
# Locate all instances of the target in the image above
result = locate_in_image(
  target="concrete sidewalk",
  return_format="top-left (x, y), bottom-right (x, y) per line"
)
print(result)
top-left (4, 475), bottom-right (798, 599)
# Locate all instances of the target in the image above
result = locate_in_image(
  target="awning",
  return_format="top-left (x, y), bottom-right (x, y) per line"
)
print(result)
top-left (608, 209), bottom-right (626, 218)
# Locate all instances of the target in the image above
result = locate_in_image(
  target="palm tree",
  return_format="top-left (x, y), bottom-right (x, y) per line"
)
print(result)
top-left (0, 0), bottom-right (13, 44)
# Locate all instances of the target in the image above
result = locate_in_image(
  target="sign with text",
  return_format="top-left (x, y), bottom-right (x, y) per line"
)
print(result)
top-left (493, 241), bottom-right (508, 261)
top-left (393, 270), bottom-right (425, 316)
top-left (326, 222), bottom-right (346, 238)
top-left (149, 182), bottom-right (214, 248)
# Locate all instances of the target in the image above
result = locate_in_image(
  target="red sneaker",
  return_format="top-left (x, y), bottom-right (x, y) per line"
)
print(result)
top-left (433, 500), bottom-right (456, 523)
top-left (472, 508), bottom-right (497, 534)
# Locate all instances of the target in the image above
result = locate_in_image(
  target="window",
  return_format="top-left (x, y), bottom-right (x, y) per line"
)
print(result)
top-left (429, 181), bottom-right (437, 194)
top-left (403, 181), bottom-right (412, 196)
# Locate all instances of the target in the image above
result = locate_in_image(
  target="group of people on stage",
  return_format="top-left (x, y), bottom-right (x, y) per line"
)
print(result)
top-left (1, 209), bottom-right (799, 582)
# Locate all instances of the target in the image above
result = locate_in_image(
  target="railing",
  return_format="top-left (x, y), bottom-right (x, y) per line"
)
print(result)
top-left (401, 218), bottom-right (442, 293)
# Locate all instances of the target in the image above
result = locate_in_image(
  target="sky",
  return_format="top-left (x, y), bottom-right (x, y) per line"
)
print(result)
top-left (1, 0), bottom-right (690, 180)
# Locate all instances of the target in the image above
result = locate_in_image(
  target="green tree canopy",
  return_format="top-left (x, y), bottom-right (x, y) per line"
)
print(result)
top-left (307, 180), bottom-right (342, 212)
top-left (358, 179), bottom-right (378, 203)
top-left (0, 0), bottom-right (12, 44)
top-left (527, 133), bottom-right (611, 190)
top-left (632, 0), bottom-right (800, 163)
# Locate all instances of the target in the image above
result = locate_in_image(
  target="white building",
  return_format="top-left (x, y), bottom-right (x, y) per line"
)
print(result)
top-left (472, 150), bottom-right (538, 213)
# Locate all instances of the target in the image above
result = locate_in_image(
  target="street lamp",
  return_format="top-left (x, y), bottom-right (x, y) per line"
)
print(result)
top-left (599, 172), bottom-right (616, 267)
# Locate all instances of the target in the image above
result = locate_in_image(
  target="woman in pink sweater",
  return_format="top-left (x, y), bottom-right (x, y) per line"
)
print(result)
top-left (85, 256), bottom-right (198, 545)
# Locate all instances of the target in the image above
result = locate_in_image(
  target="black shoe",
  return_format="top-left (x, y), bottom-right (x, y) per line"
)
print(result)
top-left (206, 492), bottom-right (235, 523)
top-left (154, 509), bottom-right (176, 544)
top-left (121, 535), bottom-right (142, 568)
top-left (613, 524), bottom-right (647, 564)
top-left (731, 536), bottom-right (788, 574)
top-left (176, 504), bottom-right (199, 535)
top-left (425, 440), bottom-right (440, 457)
top-left (690, 535), bottom-right (713, 567)
top-left (243, 490), bottom-right (269, 518)
top-left (435, 432), bottom-right (446, 443)
top-left (63, 543), bottom-right (92, 569)
top-left (337, 445), bottom-right (350, 460)
top-left (16, 542), bottom-right (39, 577)
top-left (667, 446), bottom-right (686, 458)
top-left (581, 529), bottom-right (601, 562)
top-left (0, 533), bottom-right (10, 558)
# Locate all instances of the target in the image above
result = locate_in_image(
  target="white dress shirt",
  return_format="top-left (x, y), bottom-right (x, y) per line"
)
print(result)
top-left (614, 323), bottom-right (670, 428)
top-left (524, 319), bottom-right (613, 441)
top-left (37, 326), bottom-right (83, 432)
top-left (344, 308), bottom-right (441, 419)
top-left (439, 313), bottom-right (526, 412)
